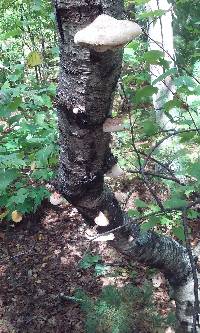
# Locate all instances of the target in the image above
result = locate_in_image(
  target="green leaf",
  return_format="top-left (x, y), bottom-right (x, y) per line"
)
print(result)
top-left (179, 131), bottom-right (196, 143)
top-left (160, 216), bottom-right (173, 226)
top-left (143, 50), bottom-right (164, 65)
top-left (141, 216), bottom-right (160, 231)
top-left (0, 153), bottom-right (26, 168)
top-left (164, 99), bottom-right (182, 112)
top-left (128, 209), bottom-right (141, 218)
top-left (79, 254), bottom-right (101, 269)
top-left (0, 97), bottom-right (22, 118)
top-left (29, 187), bottom-right (50, 211)
top-left (187, 162), bottom-right (200, 180)
top-left (173, 76), bottom-right (196, 89)
top-left (36, 144), bottom-right (54, 165)
top-left (134, 85), bottom-right (158, 103)
top-left (134, 0), bottom-right (150, 4)
top-left (0, 169), bottom-right (19, 191)
top-left (152, 68), bottom-right (178, 85)
top-left (143, 119), bottom-right (158, 136)
top-left (32, 169), bottom-right (53, 181)
top-left (164, 197), bottom-right (188, 209)
top-left (187, 209), bottom-right (199, 219)
top-left (95, 264), bottom-right (111, 276)
top-left (32, 0), bottom-right (42, 11)
top-left (138, 9), bottom-right (166, 20)
top-left (172, 225), bottom-right (185, 241)
top-left (134, 198), bottom-right (148, 208)
top-left (7, 188), bottom-right (29, 205)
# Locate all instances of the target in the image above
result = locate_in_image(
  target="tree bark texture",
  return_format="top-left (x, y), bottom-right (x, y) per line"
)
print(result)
top-left (54, 1), bottom-right (199, 331)
top-left (55, 0), bottom-right (124, 229)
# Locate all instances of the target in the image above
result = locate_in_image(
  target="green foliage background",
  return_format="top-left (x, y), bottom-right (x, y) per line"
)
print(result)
top-left (0, 0), bottom-right (59, 220)
top-left (0, 0), bottom-right (200, 235)
top-left (0, 0), bottom-right (199, 331)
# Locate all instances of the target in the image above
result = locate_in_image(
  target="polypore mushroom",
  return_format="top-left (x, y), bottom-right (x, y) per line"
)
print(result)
top-left (106, 164), bottom-right (124, 178)
top-left (50, 192), bottom-right (65, 206)
top-left (103, 117), bottom-right (125, 132)
top-left (94, 211), bottom-right (110, 227)
top-left (114, 191), bottom-right (128, 203)
top-left (74, 14), bottom-right (142, 52)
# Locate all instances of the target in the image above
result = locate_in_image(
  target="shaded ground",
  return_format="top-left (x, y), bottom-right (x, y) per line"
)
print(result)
top-left (0, 204), bottom-right (91, 333)
top-left (1, 176), bottom-right (198, 333)
top-left (0, 203), bottom-right (170, 333)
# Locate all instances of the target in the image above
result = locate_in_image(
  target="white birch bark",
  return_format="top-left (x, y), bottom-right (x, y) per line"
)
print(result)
top-left (148, 0), bottom-right (175, 128)
top-left (147, 0), bottom-right (182, 173)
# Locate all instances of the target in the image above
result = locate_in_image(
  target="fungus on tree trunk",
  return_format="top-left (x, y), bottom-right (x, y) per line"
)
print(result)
top-left (54, 1), bottom-right (199, 332)
top-left (74, 14), bottom-right (142, 52)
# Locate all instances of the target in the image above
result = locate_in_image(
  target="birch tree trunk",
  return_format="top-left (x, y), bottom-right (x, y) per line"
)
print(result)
top-left (148, 0), bottom-right (175, 129)
top-left (53, 1), bottom-right (199, 331)
top-left (147, 0), bottom-right (182, 173)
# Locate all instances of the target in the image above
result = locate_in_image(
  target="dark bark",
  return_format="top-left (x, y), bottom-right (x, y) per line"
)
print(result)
top-left (53, 1), bottom-right (199, 332)
top-left (55, 0), bottom-right (124, 228)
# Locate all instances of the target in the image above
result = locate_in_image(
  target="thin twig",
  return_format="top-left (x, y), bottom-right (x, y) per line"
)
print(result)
top-left (143, 128), bottom-right (199, 169)
top-left (149, 68), bottom-right (200, 134)
top-left (120, 82), bottom-right (164, 209)
top-left (127, 168), bottom-right (185, 185)
top-left (139, 150), bottom-right (176, 178)
top-left (88, 198), bottom-right (200, 242)
top-left (143, 29), bottom-right (200, 85)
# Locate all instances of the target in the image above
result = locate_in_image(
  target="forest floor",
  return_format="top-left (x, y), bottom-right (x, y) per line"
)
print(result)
top-left (0, 177), bottom-right (199, 333)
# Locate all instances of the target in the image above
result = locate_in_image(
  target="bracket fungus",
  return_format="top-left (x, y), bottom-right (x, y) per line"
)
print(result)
top-left (106, 164), bottom-right (124, 178)
top-left (103, 117), bottom-right (126, 132)
top-left (50, 192), bottom-right (65, 206)
top-left (94, 211), bottom-right (110, 227)
top-left (74, 14), bottom-right (142, 52)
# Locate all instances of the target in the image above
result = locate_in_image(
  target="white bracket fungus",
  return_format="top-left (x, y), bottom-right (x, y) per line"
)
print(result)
top-left (94, 211), bottom-right (110, 227)
top-left (74, 14), bottom-right (142, 52)
top-left (106, 164), bottom-right (124, 178)
top-left (103, 117), bottom-right (125, 132)
top-left (50, 192), bottom-right (65, 206)
top-left (73, 105), bottom-right (85, 115)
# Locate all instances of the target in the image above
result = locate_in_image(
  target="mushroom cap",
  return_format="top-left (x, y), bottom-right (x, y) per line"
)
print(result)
top-left (106, 164), bottom-right (124, 178)
top-left (103, 117), bottom-right (125, 132)
top-left (94, 211), bottom-right (109, 227)
top-left (74, 14), bottom-right (142, 52)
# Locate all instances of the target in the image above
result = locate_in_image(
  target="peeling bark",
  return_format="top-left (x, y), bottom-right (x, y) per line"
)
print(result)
top-left (53, 1), bottom-right (199, 331)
